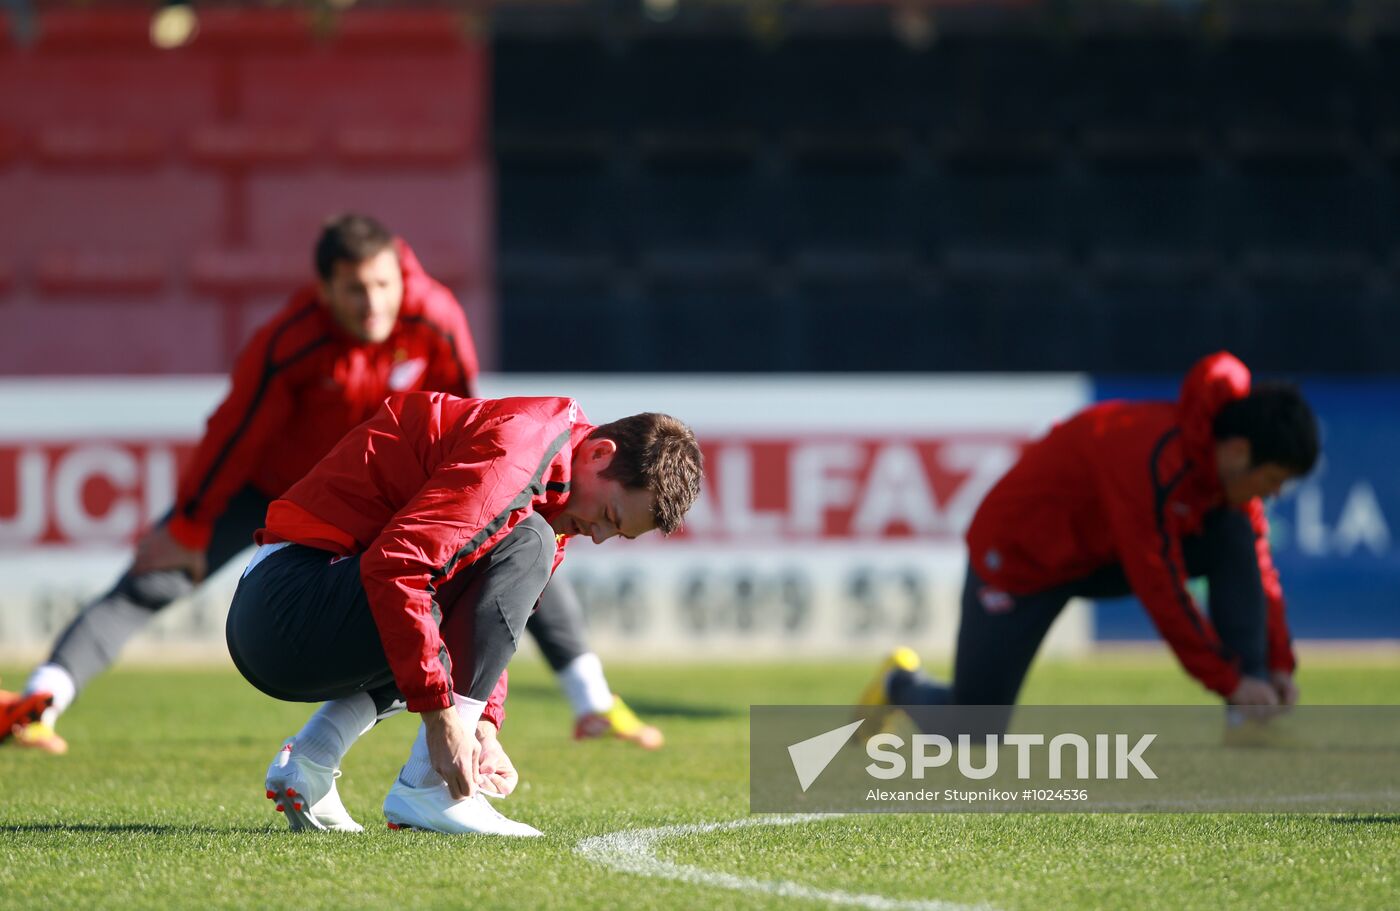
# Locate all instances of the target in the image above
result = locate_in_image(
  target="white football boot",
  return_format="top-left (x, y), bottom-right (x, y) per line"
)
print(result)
top-left (382, 777), bottom-right (542, 836)
top-left (264, 739), bottom-right (364, 833)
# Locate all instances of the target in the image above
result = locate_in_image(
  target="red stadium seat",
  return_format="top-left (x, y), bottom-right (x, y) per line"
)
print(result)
top-left (186, 124), bottom-right (320, 169)
top-left (35, 251), bottom-right (168, 296)
top-left (334, 126), bottom-right (476, 168)
top-left (190, 249), bottom-right (307, 296)
top-left (34, 125), bottom-right (169, 168)
top-left (0, 127), bottom-right (20, 168)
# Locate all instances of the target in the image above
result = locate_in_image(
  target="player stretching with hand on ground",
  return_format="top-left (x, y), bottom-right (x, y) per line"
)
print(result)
top-left (1, 213), bottom-right (663, 754)
top-left (861, 352), bottom-right (1319, 738)
top-left (227, 396), bottom-right (702, 835)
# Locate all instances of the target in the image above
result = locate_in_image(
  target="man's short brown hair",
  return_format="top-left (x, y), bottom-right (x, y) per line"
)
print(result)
top-left (314, 213), bottom-right (396, 280)
top-left (589, 413), bottom-right (703, 535)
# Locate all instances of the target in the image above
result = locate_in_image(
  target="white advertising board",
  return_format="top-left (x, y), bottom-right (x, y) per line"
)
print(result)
top-left (0, 375), bottom-right (1094, 661)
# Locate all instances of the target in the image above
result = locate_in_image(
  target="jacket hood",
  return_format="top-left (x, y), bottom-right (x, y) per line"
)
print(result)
top-left (1178, 350), bottom-right (1252, 471)
top-left (394, 238), bottom-right (437, 315)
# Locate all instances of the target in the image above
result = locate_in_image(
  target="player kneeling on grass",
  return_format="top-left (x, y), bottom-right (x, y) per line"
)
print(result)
top-left (226, 394), bottom-right (702, 835)
top-left (862, 352), bottom-right (1319, 740)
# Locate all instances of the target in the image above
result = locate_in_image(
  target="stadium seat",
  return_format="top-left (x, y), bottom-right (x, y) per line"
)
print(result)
top-left (1215, 172), bottom-right (1383, 257)
top-left (243, 166), bottom-right (490, 264)
top-left (0, 56), bottom-right (219, 130)
top-left (497, 133), bottom-right (620, 251)
top-left (1079, 128), bottom-right (1211, 175)
top-left (36, 250), bottom-right (167, 296)
top-left (1088, 248), bottom-right (1238, 372)
top-left (497, 252), bottom-right (646, 372)
top-left (622, 38), bottom-right (769, 131)
top-left (642, 249), bottom-right (785, 372)
top-left (190, 249), bottom-right (307, 296)
top-left (237, 54), bottom-right (485, 130)
top-left (928, 172), bottom-right (1072, 252)
top-left (34, 125), bottom-right (168, 168)
top-left (186, 124), bottom-right (320, 169)
top-left (493, 38), bottom-right (626, 132)
top-left (0, 126), bottom-right (19, 168)
top-left (1237, 249), bottom-right (1380, 372)
top-left (0, 300), bottom-right (223, 374)
top-left (333, 126), bottom-right (476, 168)
top-left (791, 248), bottom-right (950, 370)
top-left (940, 246), bottom-right (1096, 371)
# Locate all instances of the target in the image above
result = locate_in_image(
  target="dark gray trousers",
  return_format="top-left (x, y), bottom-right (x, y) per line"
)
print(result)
top-left (892, 506), bottom-right (1272, 714)
top-left (527, 573), bottom-right (591, 672)
top-left (226, 513), bottom-right (555, 713)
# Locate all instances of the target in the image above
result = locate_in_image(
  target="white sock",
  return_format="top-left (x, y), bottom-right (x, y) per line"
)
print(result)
top-left (398, 693), bottom-right (487, 789)
top-left (25, 664), bottom-right (77, 727)
top-left (292, 693), bottom-right (377, 768)
top-left (556, 652), bottom-right (615, 717)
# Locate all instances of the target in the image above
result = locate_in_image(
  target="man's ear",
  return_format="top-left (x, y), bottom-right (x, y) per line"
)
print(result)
top-left (587, 437), bottom-right (618, 464)
top-left (1217, 436), bottom-right (1252, 471)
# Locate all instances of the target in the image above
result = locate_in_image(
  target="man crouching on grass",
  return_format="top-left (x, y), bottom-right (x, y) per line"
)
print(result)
top-left (226, 392), bottom-right (702, 835)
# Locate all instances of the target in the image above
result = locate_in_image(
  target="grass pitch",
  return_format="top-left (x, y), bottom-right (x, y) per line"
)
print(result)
top-left (2, 652), bottom-right (1397, 911)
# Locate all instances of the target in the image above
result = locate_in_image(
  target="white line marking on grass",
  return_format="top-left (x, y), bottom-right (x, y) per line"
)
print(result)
top-left (576, 814), bottom-right (998, 911)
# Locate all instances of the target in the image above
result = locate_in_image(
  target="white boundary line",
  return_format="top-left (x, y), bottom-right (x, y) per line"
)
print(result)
top-left (575, 814), bottom-right (1000, 911)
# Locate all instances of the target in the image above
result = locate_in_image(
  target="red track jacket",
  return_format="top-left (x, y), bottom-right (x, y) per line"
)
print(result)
top-left (259, 393), bottom-right (592, 719)
top-left (965, 352), bottom-right (1295, 697)
top-left (167, 241), bottom-right (478, 552)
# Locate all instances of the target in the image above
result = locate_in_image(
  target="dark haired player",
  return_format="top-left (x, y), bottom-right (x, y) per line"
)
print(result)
top-left (228, 397), bottom-right (702, 834)
top-left (861, 352), bottom-right (1320, 733)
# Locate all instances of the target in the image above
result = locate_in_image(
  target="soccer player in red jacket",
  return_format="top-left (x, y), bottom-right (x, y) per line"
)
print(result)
top-left (861, 352), bottom-right (1319, 732)
top-left (226, 394), bottom-right (702, 835)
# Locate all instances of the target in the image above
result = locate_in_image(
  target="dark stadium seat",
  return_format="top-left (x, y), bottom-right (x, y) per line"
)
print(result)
top-left (770, 38), bottom-right (922, 131)
top-left (1238, 250), bottom-right (1382, 372)
top-left (1210, 38), bottom-right (1363, 136)
top-left (498, 252), bottom-right (646, 372)
top-left (791, 248), bottom-right (953, 370)
top-left (1088, 248), bottom-right (1239, 372)
top-left (493, 38), bottom-right (626, 132)
top-left (940, 246), bottom-right (1098, 371)
top-left (915, 38), bottom-right (1070, 136)
top-left (642, 250), bottom-right (787, 372)
top-left (1064, 37), bottom-right (1209, 135)
top-left (928, 172), bottom-right (1072, 252)
top-left (781, 133), bottom-right (918, 250)
top-left (1074, 171), bottom-right (1217, 253)
top-left (624, 38), bottom-right (770, 131)
top-left (1215, 172), bottom-right (1383, 257)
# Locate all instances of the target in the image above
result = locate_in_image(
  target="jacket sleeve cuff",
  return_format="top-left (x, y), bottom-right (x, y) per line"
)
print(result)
top-left (406, 690), bottom-right (455, 714)
top-left (166, 513), bottom-right (213, 552)
top-left (1207, 665), bottom-right (1242, 699)
top-left (482, 703), bottom-right (504, 729)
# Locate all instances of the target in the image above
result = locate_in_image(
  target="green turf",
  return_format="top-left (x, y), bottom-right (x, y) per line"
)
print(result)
top-left (2, 654), bottom-right (1397, 910)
